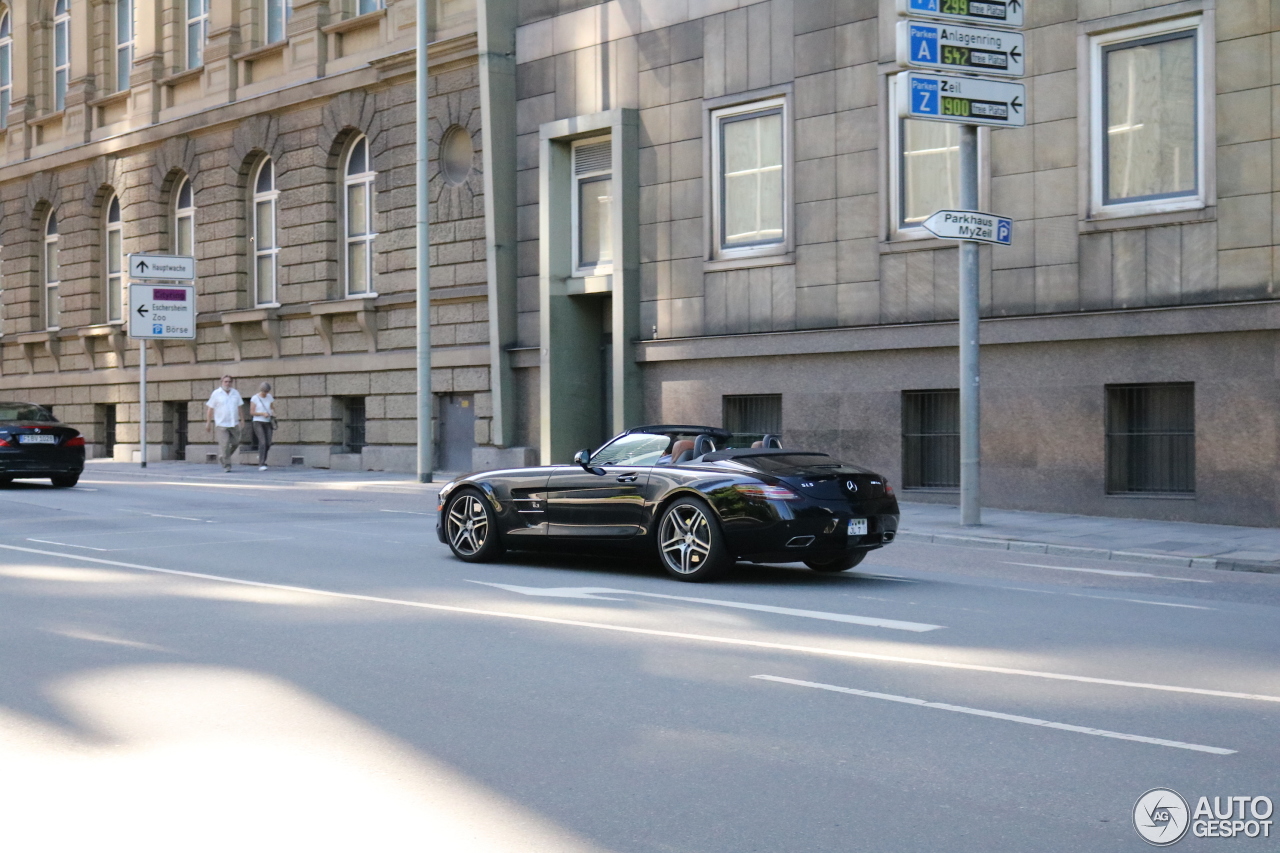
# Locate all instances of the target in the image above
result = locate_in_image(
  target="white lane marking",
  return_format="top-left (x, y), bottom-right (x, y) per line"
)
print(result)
top-left (1004, 561), bottom-right (1213, 583)
top-left (120, 509), bottom-right (212, 522)
top-left (1002, 586), bottom-right (1217, 611)
top-left (751, 676), bottom-right (1236, 755)
top-left (468, 581), bottom-right (944, 632)
top-left (45, 627), bottom-right (172, 652)
top-left (27, 536), bottom-right (290, 553)
top-left (27, 539), bottom-right (110, 551)
top-left (1, 541), bottom-right (1277, 705)
top-left (380, 509), bottom-right (432, 515)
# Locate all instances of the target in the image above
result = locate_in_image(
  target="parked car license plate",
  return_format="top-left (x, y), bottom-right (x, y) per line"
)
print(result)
top-left (848, 518), bottom-right (868, 536)
top-left (18, 435), bottom-right (56, 444)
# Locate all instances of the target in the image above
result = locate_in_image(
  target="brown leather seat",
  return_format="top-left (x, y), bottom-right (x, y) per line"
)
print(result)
top-left (751, 441), bottom-right (764, 448)
top-left (669, 439), bottom-right (695, 464)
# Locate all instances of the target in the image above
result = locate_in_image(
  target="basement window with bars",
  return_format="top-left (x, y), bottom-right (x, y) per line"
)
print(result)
top-left (341, 397), bottom-right (366, 452)
top-left (723, 394), bottom-right (782, 443)
top-left (1106, 383), bottom-right (1195, 495)
top-left (902, 390), bottom-right (959, 489)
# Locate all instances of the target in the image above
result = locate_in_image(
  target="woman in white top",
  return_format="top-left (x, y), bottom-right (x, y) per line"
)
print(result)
top-left (250, 382), bottom-right (275, 470)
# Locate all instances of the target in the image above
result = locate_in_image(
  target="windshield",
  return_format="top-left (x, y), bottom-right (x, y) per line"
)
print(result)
top-left (0, 404), bottom-right (57, 423)
top-left (590, 434), bottom-right (670, 467)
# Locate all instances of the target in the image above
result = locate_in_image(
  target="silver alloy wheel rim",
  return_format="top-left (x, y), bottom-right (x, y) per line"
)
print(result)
top-left (659, 503), bottom-right (713, 575)
top-left (446, 494), bottom-right (489, 556)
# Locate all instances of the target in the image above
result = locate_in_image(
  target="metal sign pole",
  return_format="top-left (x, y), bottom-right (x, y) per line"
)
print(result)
top-left (958, 124), bottom-right (980, 526)
top-left (139, 340), bottom-right (148, 469)
top-left (415, 0), bottom-right (433, 484)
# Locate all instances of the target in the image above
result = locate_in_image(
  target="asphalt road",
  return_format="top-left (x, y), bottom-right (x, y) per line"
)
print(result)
top-left (1, 465), bottom-right (1277, 852)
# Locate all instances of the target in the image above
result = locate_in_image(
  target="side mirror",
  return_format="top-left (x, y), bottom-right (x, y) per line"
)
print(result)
top-left (574, 449), bottom-right (606, 476)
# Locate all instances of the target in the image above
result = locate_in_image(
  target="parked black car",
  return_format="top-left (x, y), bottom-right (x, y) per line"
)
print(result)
top-left (0, 403), bottom-right (86, 488)
top-left (437, 425), bottom-right (899, 581)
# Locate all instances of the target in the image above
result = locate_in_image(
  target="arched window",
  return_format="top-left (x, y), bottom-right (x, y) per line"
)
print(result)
top-left (44, 212), bottom-right (60, 330)
top-left (54, 0), bottom-right (70, 111)
top-left (343, 136), bottom-right (375, 296)
top-left (186, 0), bottom-right (209, 69)
top-left (0, 8), bottom-right (12, 129)
top-left (115, 0), bottom-right (134, 92)
top-left (265, 0), bottom-right (292, 44)
top-left (174, 177), bottom-right (195, 256)
top-left (252, 159), bottom-right (278, 306)
top-left (106, 196), bottom-right (124, 323)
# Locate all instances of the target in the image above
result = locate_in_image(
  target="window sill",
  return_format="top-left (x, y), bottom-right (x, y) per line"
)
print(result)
top-left (28, 110), bottom-right (66, 129)
top-left (1080, 205), bottom-right (1215, 234)
top-left (1105, 492), bottom-right (1196, 501)
top-left (88, 90), bottom-right (130, 109)
top-left (160, 66), bottom-right (204, 87)
top-left (235, 41), bottom-right (287, 63)
top-left (880, 234), bottom-right (957, 254)
top-left (323, 7), bottom-right (387, 36)
top-left (703, 253), bottom-right (793, 273)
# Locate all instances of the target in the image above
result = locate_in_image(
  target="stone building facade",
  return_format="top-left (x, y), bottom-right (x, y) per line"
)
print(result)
top-left (4, 0), bottom-right (1280, 526)
top-left (0, 0), bottom-right (501, 472)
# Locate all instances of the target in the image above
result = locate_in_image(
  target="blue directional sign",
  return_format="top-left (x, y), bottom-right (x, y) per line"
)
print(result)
top-left (898, 20), bottom-right (1025, 77)
top-left (897, 0), bottom-right (1024, 29)
top-left (900, 72), bottom-right (1026, 128)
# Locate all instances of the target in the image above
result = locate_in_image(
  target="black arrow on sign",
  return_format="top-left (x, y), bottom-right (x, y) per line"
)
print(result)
top-left (1008, 0), bottom-right (1022, 11)
top-left (1010, 96), bottom-right (1023, 114)
top-left (1010, 46), bottom-right (1021, 62)
top-left (136, 304), bottom-right (149, 318)
top-left (134, 259), bottom-right (150, 273)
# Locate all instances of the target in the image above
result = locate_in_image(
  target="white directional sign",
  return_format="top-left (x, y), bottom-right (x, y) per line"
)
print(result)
top-left (922, 210), bottom-right (1013, 245)
top-left (128, 283), bottom-right (197, 339)
top-left (896, 0), bottom-right (1024, 29)
top-left (897, 20), bottom-right (1025, 77)
top-left (900, 71), bottom-right (1026, 127)
top-left (126, 253), bottom-right (195, 281)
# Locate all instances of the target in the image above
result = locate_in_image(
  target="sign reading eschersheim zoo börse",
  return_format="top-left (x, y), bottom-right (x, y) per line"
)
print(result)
top-left (127, 283), bottom-right (197, 340)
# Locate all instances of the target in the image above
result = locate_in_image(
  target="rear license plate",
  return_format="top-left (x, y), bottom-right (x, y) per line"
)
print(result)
top-left (848, 518), bottom-right (868, 536)
top-left (18, 435), bottom-right (56, 444)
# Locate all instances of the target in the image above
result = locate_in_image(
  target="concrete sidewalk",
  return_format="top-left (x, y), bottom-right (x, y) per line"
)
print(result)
top-left (899, 501), bottom-right (1280, 574)
top-left (77, 459), bottom-right (446, 491)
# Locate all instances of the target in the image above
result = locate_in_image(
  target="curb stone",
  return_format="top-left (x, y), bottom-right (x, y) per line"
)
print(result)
top-left (896, 531), bottom-right (1280, 575)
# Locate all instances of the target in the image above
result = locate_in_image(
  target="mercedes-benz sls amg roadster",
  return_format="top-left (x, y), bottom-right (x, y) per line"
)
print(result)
top-left (436, 425), bottom-right (899, 581)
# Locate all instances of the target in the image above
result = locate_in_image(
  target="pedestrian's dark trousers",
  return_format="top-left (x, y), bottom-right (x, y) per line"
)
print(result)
top-left (253, 421), bottom-right (273, 467)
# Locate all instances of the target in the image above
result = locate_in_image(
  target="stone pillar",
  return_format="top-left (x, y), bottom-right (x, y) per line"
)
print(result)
top-left (64, 0), bottom-right (99, 144)
top-left (286, 0), bottom-right (329, 79)
top-left (129, 0), bottom-right (166, 123)
top-left (205, 0), bottom-right (241, 103)
top-left (3, 1), bottom-right (33, 159)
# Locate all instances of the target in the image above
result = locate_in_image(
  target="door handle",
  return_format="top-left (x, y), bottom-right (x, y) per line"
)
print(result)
top-left (616, 473), bottom-right (638, 483)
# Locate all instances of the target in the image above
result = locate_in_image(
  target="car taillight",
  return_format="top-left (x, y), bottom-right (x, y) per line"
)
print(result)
top-left (0, 438), bottom-right (10, 447)
top-left (64, 436), bottom-right (85, 447)
top-left (884, 481), bottom-right (894, 496)
top-left (733, 483), bottom-right (801, 501)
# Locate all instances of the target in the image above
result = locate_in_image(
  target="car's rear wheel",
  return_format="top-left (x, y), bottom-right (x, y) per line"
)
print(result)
top-left (805, 552), bottom-right (866, 573)
top-left (657, 497), bottom-right (728, 582)
top-left (50, 474), bottom-right (79, 488)
top-left (444, 489), bottom-right (505, 562)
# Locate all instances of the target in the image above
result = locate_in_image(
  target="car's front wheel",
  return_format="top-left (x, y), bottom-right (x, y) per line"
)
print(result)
top-left (50, 474), bottom-right (79, 488)
top-left (804, 552), bottom-right (866, 573)
top-left (657, 497), bottom-right (728, 582)
top-left (444, 489), bottom-right (505, 562)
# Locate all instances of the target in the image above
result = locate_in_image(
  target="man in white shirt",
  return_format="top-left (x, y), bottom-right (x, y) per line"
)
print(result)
top-left (205, 375), bottom-right (245, 472)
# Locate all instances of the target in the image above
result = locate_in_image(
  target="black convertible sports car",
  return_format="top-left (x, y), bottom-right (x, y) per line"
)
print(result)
top-left (0, 402), bottom-right (86, 488)
top-left (436, 425), bottom-right (899, 581)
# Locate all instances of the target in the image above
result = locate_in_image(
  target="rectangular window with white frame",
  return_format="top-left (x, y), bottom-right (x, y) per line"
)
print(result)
top-left (887, 73), bottom-right (967, 240)
top-left (1089, 15), bottom-right (1207, 218)
top-left (709, 95), bottom-right (789, 263)
top-left (571, 137), bottom-right (613, 278)
top-left (115, 0), bottom-right (134, 93)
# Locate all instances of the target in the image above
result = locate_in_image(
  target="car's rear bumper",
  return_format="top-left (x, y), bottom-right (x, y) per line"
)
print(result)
top-left (722, 496), bottom-right (899, 561)
top-left (0, 448), bottom-right (85, 477)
